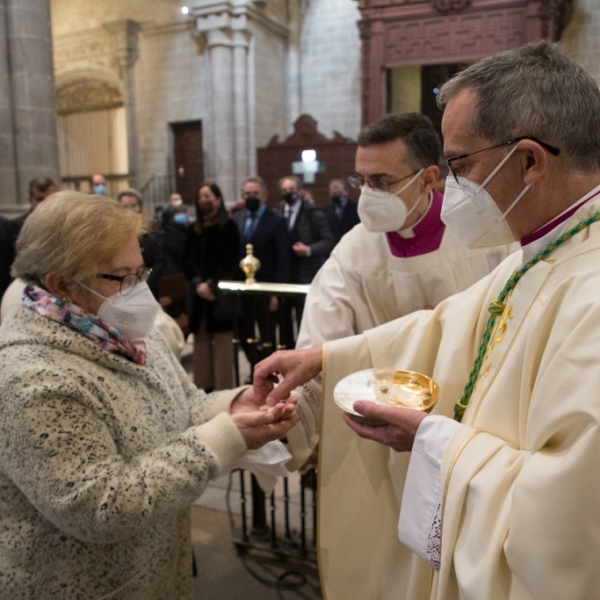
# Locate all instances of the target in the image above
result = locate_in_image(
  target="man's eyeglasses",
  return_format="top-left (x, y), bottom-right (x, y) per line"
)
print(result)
top-left (96, 268), bottom-right (152, 296)
top-left (347, 169), bottom-right (421, 193)
top-left (447, 135), bottom-right (560, 183)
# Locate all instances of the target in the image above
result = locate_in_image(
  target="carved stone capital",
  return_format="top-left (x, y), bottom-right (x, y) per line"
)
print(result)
top-left (103, 20), bottom-right (141, 69)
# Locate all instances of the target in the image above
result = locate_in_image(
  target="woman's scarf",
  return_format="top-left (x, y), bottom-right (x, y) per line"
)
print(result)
top-left (22, 284), bottom-right (147, 365)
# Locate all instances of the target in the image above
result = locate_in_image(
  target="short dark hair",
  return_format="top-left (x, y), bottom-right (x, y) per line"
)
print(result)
top-left (29, 176), bottom-right (56, 195)
top-left (278, 175), bottom-right (303, 193)
top-left (117, 188), bottom-right (143, 209)
top-left (357, 113), bottom-right (441, 169)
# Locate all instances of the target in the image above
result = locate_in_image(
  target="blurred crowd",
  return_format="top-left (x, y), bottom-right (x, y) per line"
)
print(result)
top-left (0, 171), bottom-right (361, 392)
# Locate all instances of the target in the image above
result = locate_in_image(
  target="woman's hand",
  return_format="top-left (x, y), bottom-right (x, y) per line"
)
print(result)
top-left (196, 282), bottom-right (215, 302)
top-left (230, 388), bottom-right (297, 422)
top-left (231, 409), bottom-right (300, 450)
top-left (253, 347), bottom-right (323, 407)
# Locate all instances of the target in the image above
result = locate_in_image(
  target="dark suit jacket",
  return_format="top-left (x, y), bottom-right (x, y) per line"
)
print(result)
top-left (0, 216), bottom-right (17, 301)
top-left (324, 198), bottom-right (361, 246)
top-left (276, 200), bottom-right (334, 284)
top-left (233, 207), bottom-right (290, 283)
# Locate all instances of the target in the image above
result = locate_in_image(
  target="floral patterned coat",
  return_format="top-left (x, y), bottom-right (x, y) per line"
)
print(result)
top-left (0, 306), bottom-right (247, 599)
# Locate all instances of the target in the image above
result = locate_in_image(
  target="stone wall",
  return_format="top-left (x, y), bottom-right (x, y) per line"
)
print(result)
top-left (51, 0), bottom-right (179, 36)
top-left (299, 0), bottom-right (362, 140)
top-left (50, 0), bottom-right (296, 203)
top-left (561, 0), bottom-right (600, 86)
top-left (135, 23), bottom-right (210, 188)
top-left (252, 20), bottom-right (287, 149)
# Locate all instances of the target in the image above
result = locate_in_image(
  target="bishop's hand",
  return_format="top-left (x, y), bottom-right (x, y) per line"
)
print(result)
top-left (253, 347), bottom-right (323, 406)
top-left (342, 401), bottom-right (428, 452)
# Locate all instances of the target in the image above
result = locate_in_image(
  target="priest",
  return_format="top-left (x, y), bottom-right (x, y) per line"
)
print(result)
top-left (288, 112), bottom-right (514, 470)
top-left (255, 41), bottom-right (600, 600)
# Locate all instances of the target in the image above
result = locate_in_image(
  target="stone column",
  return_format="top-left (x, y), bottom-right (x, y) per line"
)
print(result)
top-left (286, 0), bottom-right (303, 134)
top-left (104, 20), bottom-right (141, 190)
top-left (0, 0), bottom-right (17, 209)
top-left (206, 27), bottom-right (236, 205)
top-left (232, 29), bottom-right (250, 198)
top-left (4, 0), bottom-right (59, 208)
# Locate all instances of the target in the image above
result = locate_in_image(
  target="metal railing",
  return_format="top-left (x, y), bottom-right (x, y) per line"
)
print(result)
top-left (140, 173), bottom-right (176, 219)
top-left (218, 280), bottom-right (317, 563)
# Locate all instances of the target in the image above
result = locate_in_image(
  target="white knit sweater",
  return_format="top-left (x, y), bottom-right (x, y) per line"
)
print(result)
top-left (0, 305), bottom-right (247, 599)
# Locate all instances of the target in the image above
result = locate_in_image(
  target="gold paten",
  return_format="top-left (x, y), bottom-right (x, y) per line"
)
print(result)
top-left (239, 244), bottom-right (261, 285)
top-left (373, 368), bottom-right (439, 412)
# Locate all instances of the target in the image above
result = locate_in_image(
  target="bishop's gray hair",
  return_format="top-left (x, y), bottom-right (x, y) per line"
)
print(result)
top-left (438, 40), bottom-right (600, 173)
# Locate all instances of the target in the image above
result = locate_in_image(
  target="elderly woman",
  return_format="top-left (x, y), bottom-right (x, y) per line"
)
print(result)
top-left (0, 191), bottom-right (297, 599)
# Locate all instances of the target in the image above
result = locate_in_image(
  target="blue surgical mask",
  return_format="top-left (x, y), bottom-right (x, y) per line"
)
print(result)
top-left (93, 184), bottom-right (107, 195)
top-left (173, 213), bottom-right (188, 225)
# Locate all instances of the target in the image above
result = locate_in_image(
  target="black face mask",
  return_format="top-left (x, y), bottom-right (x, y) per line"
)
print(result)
top-left (283, 191), bottom-right (297, 205)
top-left (331, 193), bottom-right (343, 206)
top-left (245, 196), bottom-right (260, 212)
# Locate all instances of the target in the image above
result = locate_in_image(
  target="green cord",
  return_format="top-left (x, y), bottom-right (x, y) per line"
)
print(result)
top-left (454, 211), bottom-right (600, 422)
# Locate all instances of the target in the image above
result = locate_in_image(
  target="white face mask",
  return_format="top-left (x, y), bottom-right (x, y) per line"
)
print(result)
top-left (441, 145), bottom-right (531, 248)
top-left (358, 169), bottom-right (423, 232)
top-left (81, 281), bottom-right (159, 341)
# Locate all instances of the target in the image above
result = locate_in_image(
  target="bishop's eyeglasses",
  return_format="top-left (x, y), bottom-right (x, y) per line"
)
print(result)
top-left (446, 135), bottom-right (560, 183)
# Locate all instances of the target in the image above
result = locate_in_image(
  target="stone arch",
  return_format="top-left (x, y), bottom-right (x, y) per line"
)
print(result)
top-left (54, 67), bottom-right (129, 195)
top-left (55, 66), bottom-right (125, 114)
top-left (56, 79), bottom-right (124, 115)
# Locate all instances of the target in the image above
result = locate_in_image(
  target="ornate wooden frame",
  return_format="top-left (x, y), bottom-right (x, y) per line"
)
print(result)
top-left (358, 0), bottom-right (573, 126)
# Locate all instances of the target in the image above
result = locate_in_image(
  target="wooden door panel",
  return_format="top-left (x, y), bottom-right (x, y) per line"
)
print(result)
top-left (172, 121), bottom-right (204, 204)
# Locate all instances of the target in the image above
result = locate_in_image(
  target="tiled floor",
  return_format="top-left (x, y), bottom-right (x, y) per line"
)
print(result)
top-left (191, 504), bottom-right (322, 600)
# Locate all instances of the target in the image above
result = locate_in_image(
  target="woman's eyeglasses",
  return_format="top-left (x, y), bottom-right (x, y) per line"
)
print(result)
top-left (95, 268), bottom-right (152, 296)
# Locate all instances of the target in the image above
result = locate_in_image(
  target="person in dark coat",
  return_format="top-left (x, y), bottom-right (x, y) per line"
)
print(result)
top-left (162, 197), bottom-right (190, 275)
top-left (11, 177), bottom-right (57, 239)
top-left (232, 176), bottom-right (290, 363)
top-left (276, 175), bottom-right (334, 349)
top-left (117, 189), bottom-right (165, 300)
top-left (183, 182), bottom-right (240, 391)
top-left (0, 216), bottom-right (17, 303)
top-left (323, 177), bottom-right (360, 251)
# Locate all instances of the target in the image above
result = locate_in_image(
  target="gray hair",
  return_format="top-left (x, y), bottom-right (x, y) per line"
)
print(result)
top-left (242, 176), bottom-right (268, 195)
top-left (13, 191), bottom-right (147, 284)
top-left (438, 40), bottom-right (600, 173)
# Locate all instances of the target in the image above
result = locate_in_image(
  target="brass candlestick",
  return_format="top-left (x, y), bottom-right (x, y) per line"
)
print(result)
top-left (240, 243), bottom-right (261, 284)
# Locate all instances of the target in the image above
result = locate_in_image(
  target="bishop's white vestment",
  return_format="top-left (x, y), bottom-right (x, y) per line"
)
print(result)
top-left (288, 192), bottom-right (513, 469)
top-left (314, 194), bottom-right (600, 600)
